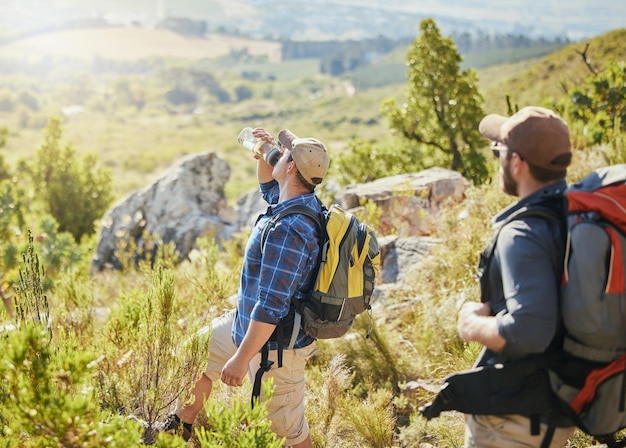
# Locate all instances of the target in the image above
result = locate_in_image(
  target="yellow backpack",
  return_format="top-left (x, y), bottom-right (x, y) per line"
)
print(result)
top-left (260, 201), bottom-right (380, 339)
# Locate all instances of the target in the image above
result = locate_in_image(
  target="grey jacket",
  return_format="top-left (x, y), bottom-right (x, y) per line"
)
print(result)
top-left (478, 180), bottom-right (567, 366)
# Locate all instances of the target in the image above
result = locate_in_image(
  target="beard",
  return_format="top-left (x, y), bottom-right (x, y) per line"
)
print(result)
top-left (501, 159), bottom-right (518, 196)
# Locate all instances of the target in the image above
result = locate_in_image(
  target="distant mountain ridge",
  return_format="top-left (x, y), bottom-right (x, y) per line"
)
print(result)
top-left (2, 0), bottom-right (625, 42)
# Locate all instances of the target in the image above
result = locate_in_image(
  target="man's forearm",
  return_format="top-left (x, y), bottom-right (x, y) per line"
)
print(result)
top-left (457, 302), bottom-right (507, 352)
top-left (257, 159), bottom-right (274, 184)
top-left (236, 319), bottom-right (277, 362)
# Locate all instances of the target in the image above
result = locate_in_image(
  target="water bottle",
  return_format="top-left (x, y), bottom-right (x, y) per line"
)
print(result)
top-left (237, 127), bottom-right (281, 166)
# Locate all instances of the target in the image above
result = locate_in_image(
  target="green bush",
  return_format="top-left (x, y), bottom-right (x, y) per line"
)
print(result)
top-left (195, 380), bottom-right (284, 448)
top-left (95, 266), bottom-right (210, 444)
top-left (31, 117), bottom-right (113, 242)
top-left (0, 235), bottom-right (145, 447)
top-left (331, 139), bottom-right (420, 187)
top-left (0, 324), bottom-right (145, 447)
top-left (561, 61), bottom-right (626, 148)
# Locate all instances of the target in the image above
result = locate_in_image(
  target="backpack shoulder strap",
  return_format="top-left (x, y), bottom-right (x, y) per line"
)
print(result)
top-left (260, 203), bottom-right (323, 253)
top-left (477, 204), bottom-right (565, 303)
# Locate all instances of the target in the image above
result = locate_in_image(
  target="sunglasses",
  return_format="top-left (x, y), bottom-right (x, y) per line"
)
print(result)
top-left (491, 141), bottom-right (508, 159)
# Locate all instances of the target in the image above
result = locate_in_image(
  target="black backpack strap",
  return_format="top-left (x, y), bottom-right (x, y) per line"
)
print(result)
top-left (251, 343), bottom-right (274, 409)
top-left (595, 435), bottom-right (626, 448)
top-left (476, 203), bottom-right (566, 438)
top-left (539, 415), bottom-right (556, 448)
top-left (260, 204), bottom-right (323, 253)
top-left (259, 201), bottom-right (323, 325)
top-left (251, 322), bottom-right (290, 409)
top-left (477, 204), bottom-right (564, 302)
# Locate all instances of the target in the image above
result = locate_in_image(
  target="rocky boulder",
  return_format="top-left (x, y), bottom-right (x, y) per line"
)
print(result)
top-left (341, 167), bottom-right (471, 237)
top-left (91, 152), bottom-right (236, 272)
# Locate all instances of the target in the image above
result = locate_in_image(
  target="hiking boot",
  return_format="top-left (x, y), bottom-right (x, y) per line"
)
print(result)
top-left (130, 413), bottom-right (193, 444)
top-left (154, 414), bottom-right (193, 442)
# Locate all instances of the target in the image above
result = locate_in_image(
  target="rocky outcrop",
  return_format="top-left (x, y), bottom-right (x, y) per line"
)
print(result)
top-left (341, 167), bottom-right (471, 237)
top-left (91, 152), bottom-right (236, 272)
top-left (92, 154), bottom-right (470, 281)
top-left (377, 235), bottom-right (441, 284)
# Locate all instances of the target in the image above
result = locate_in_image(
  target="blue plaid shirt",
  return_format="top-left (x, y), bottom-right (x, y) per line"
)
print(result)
top-left (232, 180), bottom-right (321, 349)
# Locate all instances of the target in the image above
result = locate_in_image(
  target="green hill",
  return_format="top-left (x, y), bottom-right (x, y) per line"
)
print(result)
top-left (478, 28), bottom-right (626, 113)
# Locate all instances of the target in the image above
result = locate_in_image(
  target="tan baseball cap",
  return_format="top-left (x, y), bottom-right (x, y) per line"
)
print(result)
top-left (278, 129), bottom-right (298, 150)
top-left (479, 106), bottom-right (572, 171)
top-left (277, 129), bottom-right (329, 185)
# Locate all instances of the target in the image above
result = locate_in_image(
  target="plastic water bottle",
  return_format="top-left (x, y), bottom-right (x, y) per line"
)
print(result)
top-left (237, 127), bottom-right (281, 166)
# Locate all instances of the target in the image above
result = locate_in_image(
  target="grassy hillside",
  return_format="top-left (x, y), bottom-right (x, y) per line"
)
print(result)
top-left (0, 28), bottom-right (624, 204)
top-left (479, 28), bottom-right (626, 113)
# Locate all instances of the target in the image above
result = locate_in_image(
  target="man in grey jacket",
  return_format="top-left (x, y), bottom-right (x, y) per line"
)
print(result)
top-left (457, 106), bottom-right (576, 447)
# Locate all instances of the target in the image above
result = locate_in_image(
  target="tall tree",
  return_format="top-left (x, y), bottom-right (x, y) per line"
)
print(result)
top-left (382, 18), bottom-right (489, 184)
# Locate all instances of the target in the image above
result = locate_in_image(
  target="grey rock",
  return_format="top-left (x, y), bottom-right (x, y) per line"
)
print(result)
top-left (92, 152), bottom-right (236, 272)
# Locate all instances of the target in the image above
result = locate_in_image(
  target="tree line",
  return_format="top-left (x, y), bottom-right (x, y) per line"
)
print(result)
top-left (281, 32), bottom-right (571, 76)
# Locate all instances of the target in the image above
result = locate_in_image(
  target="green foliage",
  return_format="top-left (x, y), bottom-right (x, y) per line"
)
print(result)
top-left (341, 383), bottom-right (396, 448)
top-left (14, 231), bottom-right (50, 333)
top-left (398, 410), bottom-right (465, 448)
top-left (52, 268), bottom-right (96, 342)
top-left (308, 355), bottom-right (352, 443)
top-left (480, 29), bottom-right (626, 115)
top-left (325, 318), bottom-right (404, 391)
top-left (235, 84), bottom-right (254, 101)
top-left (17, 90), bottom-right (39, 111)
top-left (195, 379), bottom-right (284, 447)
top-left (95, 266), bottom-right (210, 443)
top-left (2, 216), bottom-right (88, 319)
top-left (36, 215), bottom-right (89, 284)
top-left (381, 18), bottom-right (489, 185)
top-left (1, 166), bottom-right (88, 314)
top-left (0, 238), bottom-right (144, 446)
top-left (331, 139), bottom-right (415, 187)
top-left (0, 324), bottom-right (145, 447)
top-left (113, 229), bottom-right (180, 273)
top-left (184, 236), bottom-right (240, 311)
top-left (0, 126), bottom-right (9, 180)
top-left (31, 117), bottom-right (114, 242)
top-left (561, 61), bottom-right (626, 148)
top-left (0, 181), bottom-right (22, 269)
top-left (165, 87), bottom-right (197, 107)
top-left (306, 355), bottom-right (396, 447)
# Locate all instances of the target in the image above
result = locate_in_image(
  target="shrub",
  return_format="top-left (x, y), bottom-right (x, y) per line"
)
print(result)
top-left (0, 324), bottom-right (145, 447)
top-left (195, 380), bottom-right (284, 448)
top-left (31, 117), bottom-right (113, 242)
top-left (307, 355), bottom-right (397, 447)
top-left (331, 139), bottom-right (419, 187)
top-left (0, 235), bottom-right (145, 446)
top-left (94, 266), bottom-right (210, 444)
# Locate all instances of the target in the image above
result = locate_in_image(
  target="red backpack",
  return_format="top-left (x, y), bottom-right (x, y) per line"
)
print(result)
top-left (549, 164), bottom-right (626, 447)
